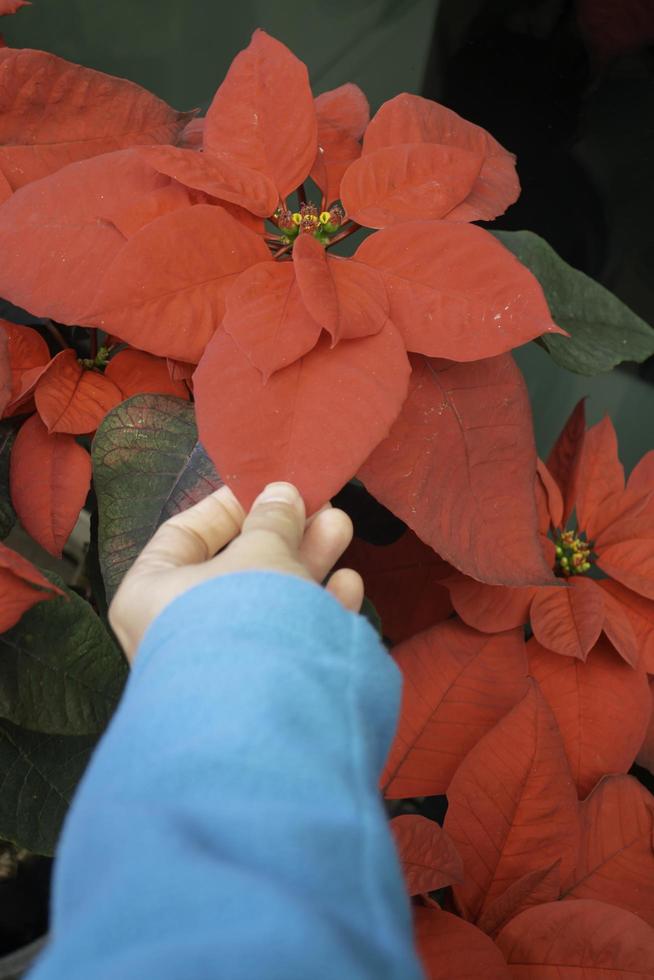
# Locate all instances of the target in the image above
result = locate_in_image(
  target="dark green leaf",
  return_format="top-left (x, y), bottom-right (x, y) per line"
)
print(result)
top-left (0, 718), bottom-right (96, 855)
top-left (92, 394), bottom-right (222, 600)
top-left (0, 419), bottom-right (18, 539)
top-left (493, 230), bottom-right (654, 375)
top-left (361, 596), bottom-right (382, 636)
top-left (0, 572), bottom-right (127, 735)
top-left (85, 503), bottom-right (109, 623)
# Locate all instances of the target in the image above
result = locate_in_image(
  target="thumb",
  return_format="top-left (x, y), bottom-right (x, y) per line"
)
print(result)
top-left (239, 482), bottom-right (306, 554)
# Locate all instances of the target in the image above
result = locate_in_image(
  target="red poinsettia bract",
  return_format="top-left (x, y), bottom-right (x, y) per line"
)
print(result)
top-left (391, 678), bottom-right (654, 976)
top-left (0, 319), bottom-right (189, 556)
top-left (446, 401), bottom-right (654, 664)
top-left (0, 540), bottom-right (63, 630)
top-left (0, 31), bottom-right (566, 587)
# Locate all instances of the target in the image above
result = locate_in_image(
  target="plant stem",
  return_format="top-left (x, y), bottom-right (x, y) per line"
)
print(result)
top-left (273, 243), bottom-right (293, 259)
top-left (296, 183), bottom-right (307, 206)
top-left (325, 220), bottom-right (362, 249)
top-left (44, 320), bottom-right (71, 350)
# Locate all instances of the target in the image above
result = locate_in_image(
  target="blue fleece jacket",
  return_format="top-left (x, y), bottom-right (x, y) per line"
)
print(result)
top-left (28, 572), bottom-right (424, 979)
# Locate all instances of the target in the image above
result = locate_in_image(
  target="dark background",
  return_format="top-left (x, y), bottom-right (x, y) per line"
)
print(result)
top-left (4, 0), bottom-right (653, 467)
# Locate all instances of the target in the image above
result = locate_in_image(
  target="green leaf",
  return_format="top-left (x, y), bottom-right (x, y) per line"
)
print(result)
top-left (361, 595), bottom-right (382, 636)
top-left (493, 230), bottom-right (654, 375)
top-left (0, 419), bottom-right (18, 540)
top-left (0, 718), bottom-right (96, 855)
top-left (86, 503), bottom-right (109, 623)
top-left (92, 394), bottom-right (222, 600)
top-left (0, 572), bottom-right (127, 735)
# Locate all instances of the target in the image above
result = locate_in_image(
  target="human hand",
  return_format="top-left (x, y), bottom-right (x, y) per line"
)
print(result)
top-left (108, 482), bottom-right (364, 663)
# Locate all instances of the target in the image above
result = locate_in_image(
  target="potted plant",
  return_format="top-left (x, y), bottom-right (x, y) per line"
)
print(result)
top-left (0, 22), bottom-right (653, 977)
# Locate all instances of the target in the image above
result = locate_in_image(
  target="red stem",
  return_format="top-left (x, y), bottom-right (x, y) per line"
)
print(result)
top-left (273, 243), bottom-right (293, 260)
top-left (44, 320), bottom-right (71, 350)
top-left (296, 183), bottom-right (307, 206)
top-left (325, 220), bottom-right (362, 249)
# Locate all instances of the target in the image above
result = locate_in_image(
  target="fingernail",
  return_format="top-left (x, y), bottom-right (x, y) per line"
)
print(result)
top-left (256, 482), bottom-right (299, 505)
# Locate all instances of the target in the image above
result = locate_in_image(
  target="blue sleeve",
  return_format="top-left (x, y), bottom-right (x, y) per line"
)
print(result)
top-left (28, 572), bottom-right (425, 980)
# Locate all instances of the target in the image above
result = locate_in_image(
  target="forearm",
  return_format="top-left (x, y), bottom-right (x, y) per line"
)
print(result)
top-left (29, 572), bottom-right (423, 979)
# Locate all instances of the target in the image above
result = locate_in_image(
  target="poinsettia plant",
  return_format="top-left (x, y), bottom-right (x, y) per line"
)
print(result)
top-left (1, 22), bottom-right (654, 975)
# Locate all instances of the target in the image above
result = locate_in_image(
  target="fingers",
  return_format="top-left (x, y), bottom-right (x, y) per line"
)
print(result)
top-left (238, 483), bottom-right (306, 553)
top-left (325, 567), bottom-right (364, 613)
top-left (299, 507), bottom-right (354, 582)
top-left (136, 486), bottom-right (246, 570)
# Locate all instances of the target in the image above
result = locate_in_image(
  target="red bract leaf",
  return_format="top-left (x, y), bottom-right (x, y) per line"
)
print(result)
top-left (341, 143), bottom-right (483, 227)
top-left (628, 450), bottom-right (654, 497)
top-left (194, 326), bottom-right (411, 515)
top-left (0, 321), bottom-right (50, 416)
top-left (382, 621), bottom-right (528, 798)
top-left (0, 168), bottom-right (10, 203)
top-left (336, 531), bottom-right (453, 644)
top-left (636, 681), bottom-right (654, 773)
top-left (215, 201), bottom-right (265, 237)
top-left (88, 205), bottom-right (270, 362)
top-left (0, 50), bottom-right (188, 193)
top-left (328, 258), bottom-right (390, 340)
top-left (496, 899), bottom-right (654, 976)
top-left (588, 491), bottom-right (652, 551)
top-left (600, 580), bottom-right (654, 672)
top-left (0, 151), bottom-right (195, 325)
top-left (390, 815), bottom-right (464, 895)
top-left (0, 1), bottom-right (30, 15)
top-left (293, 234), bottom-right (389, 344)
top-left (530, 577), bottom-right (605, 661)
top-left (527, 637), bottom-right (650, 798)
top-left (415, 907), bottom-right (512, 980)
top-left (446, 573), bottom-right (536, 631)
top-left (314, 83), bottom-right (369, 140)
top-left (167, 358), bottom-right (195, 383)
top-left (311, 125), bottom-right (363, 208)
top-left (291, 234), bottom-right (338, 336)
top-left (355, 222), bottom-right (562, 359)
top-left (362, 93), bottom-right (520, 223)
top-left (0, 541), bottom-right (63, 632)
top-left (546, 398), bottom-right (586, 525)
top-left (35, 349), bottom-right (122, 435)
top-left (576, 416), bottom-right (625, 540)
top-left (600, 582), bottom-right (639, 667)
top-left (597, 530), bottom-right (654, 601)
top-left (177, 115), bottom-right (204, 150)
top-left (135, 145), bottom-right (278, 217)
top-left (10, 414), bottom-right (91, 557)
top-left (358, 354), bottom-right (554, 587)
top-left (535, 460), bottom-right (564, 532)
top-left (311, 84), bottom-right (369, 205)
top-left (204, 30), bottom-right (316, 200)
top-left (0, 321), bottom-right (49, 384)
top-left (476, 863), bottom-right (561, 939)
top-left (563, 775), bottom-right (654, 926)
top-left (105, 182), bottom-right (207, 240)
top-left (104, 349), bottom-right (190, 401)
top-left (444, 682), bottom-right (579, 922)
top-left (222, 261), bottom-right (322, 379)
